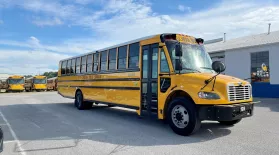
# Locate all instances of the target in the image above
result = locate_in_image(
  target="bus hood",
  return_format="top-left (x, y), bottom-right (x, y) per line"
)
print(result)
top-left (181, 73), bottom-right (249, 86)
top-left (178, 73), bottom-right (252, 104)
top-left (34, 84), bottom-right (47, 89)
top-left (9, 84), bottom-right (25, 90)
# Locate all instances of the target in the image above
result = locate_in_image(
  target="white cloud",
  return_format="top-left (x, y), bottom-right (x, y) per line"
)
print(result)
top-left (0, 36), bottom-right (116, 55)
top-left (73, 0), bottom-right (104, 5)
top-left (1, 0), bottom-right (279, 75)
top-left (28, 36), bottom-right (40, 46)
top-left (87, 0), bottom-right (279, 40)
top-left (178, 5), bottom-right (191, 13)
top-left (21, 0), bottom-right (78, 18)
top-left (32, 17), bottom-right (63, 26)
top-left (0, 49), bottom-right (69, 75)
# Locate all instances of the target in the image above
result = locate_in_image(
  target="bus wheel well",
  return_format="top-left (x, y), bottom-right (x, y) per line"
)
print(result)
top-left (164, 90), bottom-right (195, 119)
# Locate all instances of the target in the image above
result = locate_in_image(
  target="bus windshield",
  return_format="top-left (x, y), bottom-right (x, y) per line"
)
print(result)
top-left (166, 41), bottom-right (214, 73)
top-left (8, 79), bottom-right (24, 84)
top-left (34, 79), bottom-right (46, 84)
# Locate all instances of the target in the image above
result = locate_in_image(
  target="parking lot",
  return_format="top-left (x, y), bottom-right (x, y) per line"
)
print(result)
top-left (0, 92), bottom-right (278, 155)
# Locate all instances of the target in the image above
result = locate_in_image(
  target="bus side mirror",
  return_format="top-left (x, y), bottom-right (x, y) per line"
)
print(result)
top-left (212, 61), bottom-right (226, 73)
top-left (175, 59), bottom-right (182, 71)
top-left (175, 44), bottom-right (182, 57)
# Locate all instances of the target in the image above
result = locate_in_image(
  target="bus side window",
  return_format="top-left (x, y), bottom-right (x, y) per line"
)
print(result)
top-left (76, 57), bottom-right (81, 74)
top-left (61, 61), bottom-right (67, 75)
top-left (81, 56), bottom-right (87, 73)
top-left (128, 42), bottom-right (139, 68)
top-left (87, 54), bottom-right (93, 72)
top-left (109, 48), bottom-right (116, 70)
top-left (93, 53), bottom-right (99, 72)
top-left (160, 49), bottom-right (170, 72)
top-left (66, 59), bottom-right (71, 74)
top-left (71, 58), bottom-right (76, 74)
top-left (100, 51), bottom-right (107, 71)
top-left (118, 45), bottom-right (127, 69)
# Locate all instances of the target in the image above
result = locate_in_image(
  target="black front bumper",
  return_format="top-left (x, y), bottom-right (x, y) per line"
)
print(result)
top-left (198, 102), bottom-right (254, 121)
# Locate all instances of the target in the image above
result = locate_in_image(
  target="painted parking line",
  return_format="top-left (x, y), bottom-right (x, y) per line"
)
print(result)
top-left (0, 111), bottom-right (26, 155)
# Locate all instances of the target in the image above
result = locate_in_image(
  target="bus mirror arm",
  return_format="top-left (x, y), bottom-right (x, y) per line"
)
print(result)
top-left (200, 72), bottom-right (220, 91)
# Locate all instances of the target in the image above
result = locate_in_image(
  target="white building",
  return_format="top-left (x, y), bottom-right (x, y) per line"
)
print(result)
top-left (0, 74), bottom-right (11, 82)
top-left (205, 30), bottom-right (279, 98)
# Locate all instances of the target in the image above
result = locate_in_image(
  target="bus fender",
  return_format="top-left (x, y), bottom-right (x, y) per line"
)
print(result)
top-left (163, 89), bottom-right (195, 119)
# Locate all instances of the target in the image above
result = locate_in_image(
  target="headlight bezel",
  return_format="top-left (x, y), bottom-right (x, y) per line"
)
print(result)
top-left (198, 91), bottom-right (220, 100)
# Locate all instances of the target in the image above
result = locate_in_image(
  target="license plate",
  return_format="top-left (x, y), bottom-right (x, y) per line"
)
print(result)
top-left (240, 106), bottom-right (246, 112)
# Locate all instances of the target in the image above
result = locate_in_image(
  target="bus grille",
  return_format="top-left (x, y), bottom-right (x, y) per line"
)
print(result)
top-left (227, 84), bottom-right (251, 102)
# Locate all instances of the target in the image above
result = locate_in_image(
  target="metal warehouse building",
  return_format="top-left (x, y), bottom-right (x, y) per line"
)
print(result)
top-left (0, 74), bottom-right (11, 81)
top-left (205, 30), bottom-right (279, 98)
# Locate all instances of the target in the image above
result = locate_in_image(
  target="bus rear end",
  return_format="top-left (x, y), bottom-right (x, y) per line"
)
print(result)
top-left (47, 77), bottom-right (57, 91)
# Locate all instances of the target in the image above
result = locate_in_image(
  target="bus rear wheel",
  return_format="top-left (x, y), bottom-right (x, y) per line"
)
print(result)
top-left (167, 97), bottom-right (201, 136)
top-left (75, 91), bottom-right (92, 110)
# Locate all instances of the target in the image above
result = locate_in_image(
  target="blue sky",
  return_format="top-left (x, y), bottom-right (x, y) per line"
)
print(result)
top-left (0, 0), bottom-right (279, 75)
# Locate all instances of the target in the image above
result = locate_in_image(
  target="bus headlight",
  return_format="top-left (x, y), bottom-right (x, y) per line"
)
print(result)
top-left (198, 92), bottom-right (220, 99)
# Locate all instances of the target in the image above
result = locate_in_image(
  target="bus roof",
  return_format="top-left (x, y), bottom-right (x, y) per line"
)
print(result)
top-left (59, 33), bottom-right (201, 62)
top-left (8, 75), bottom-right (24, 79)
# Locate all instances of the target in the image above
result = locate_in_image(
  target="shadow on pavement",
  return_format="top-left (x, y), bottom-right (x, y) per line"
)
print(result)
top-left (254, 98), bottom-right (279, 112)
top-left (0, 102), bottom-right (232, 153)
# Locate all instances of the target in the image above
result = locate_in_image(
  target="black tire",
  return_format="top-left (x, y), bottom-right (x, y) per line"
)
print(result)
top-left (75, 91), bottom-right (92, 110)
top-left (167, 97), bottom-right (201, 136)
top-left (219, 119), bottom-right (242, 126)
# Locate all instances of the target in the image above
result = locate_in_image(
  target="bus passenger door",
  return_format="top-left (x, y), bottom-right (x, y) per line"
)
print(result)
top-left (141, 44), bottom-right (158, 115)
top-left (158, 47), bottom-right (172, 119)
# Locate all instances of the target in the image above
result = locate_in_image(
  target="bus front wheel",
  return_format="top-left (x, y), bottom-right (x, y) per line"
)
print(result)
top-left (75, 91), bottom-right (92, 110)
top-left (167, 97), bottom-right (201, 136)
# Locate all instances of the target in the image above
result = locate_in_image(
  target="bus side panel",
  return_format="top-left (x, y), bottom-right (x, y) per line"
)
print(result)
top-left (58, 86), bottom-right (75, 98)
top-left (83, 88), bottom-right (140, 107)
top-left (82, 72), bottom-right (141, 107)
top-left (58, 72), bottom-right (141, 108)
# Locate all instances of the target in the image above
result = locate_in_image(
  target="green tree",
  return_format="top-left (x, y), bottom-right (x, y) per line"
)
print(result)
top-left (42, 72), bottom-right (58, 78)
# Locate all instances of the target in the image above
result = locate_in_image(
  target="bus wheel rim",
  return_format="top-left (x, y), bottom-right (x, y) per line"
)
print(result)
top-left (171, 105), bottom-right (189, 129)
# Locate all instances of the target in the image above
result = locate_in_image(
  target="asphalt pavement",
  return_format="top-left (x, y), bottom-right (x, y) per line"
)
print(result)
top-left (0, 92), bottom-right (279, 155)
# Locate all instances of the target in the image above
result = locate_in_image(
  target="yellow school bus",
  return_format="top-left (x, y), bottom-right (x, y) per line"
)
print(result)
top-left (25, 75), bottom-right (47, 92)
top-left (5, 75), bottom-right (25, 92)
top-left (58, 33), bottom-right (254, 136)
top-left (47, 77), bottom-right (58, 91)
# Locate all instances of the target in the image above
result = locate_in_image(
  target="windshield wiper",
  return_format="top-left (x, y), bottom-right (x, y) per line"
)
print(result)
top-left (200, 67), bottom-right (214, 70)
top-left (181, 67), bottom-right (201, 73)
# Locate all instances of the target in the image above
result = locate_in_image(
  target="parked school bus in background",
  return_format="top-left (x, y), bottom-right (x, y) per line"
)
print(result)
top-left (58, 33), bottom-right (254, 136)
top-left (47, 77), bottom-right (58, 91)
top-left (25, 75), bottom-right (47, 92)
top-left (4, 75), bottom-right (25, 92)
top-left (0, 80), bottom-right (8, 92)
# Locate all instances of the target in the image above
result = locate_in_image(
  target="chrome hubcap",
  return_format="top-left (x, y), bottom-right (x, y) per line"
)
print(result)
top-left (171, 105), bottom-right (189, 128)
